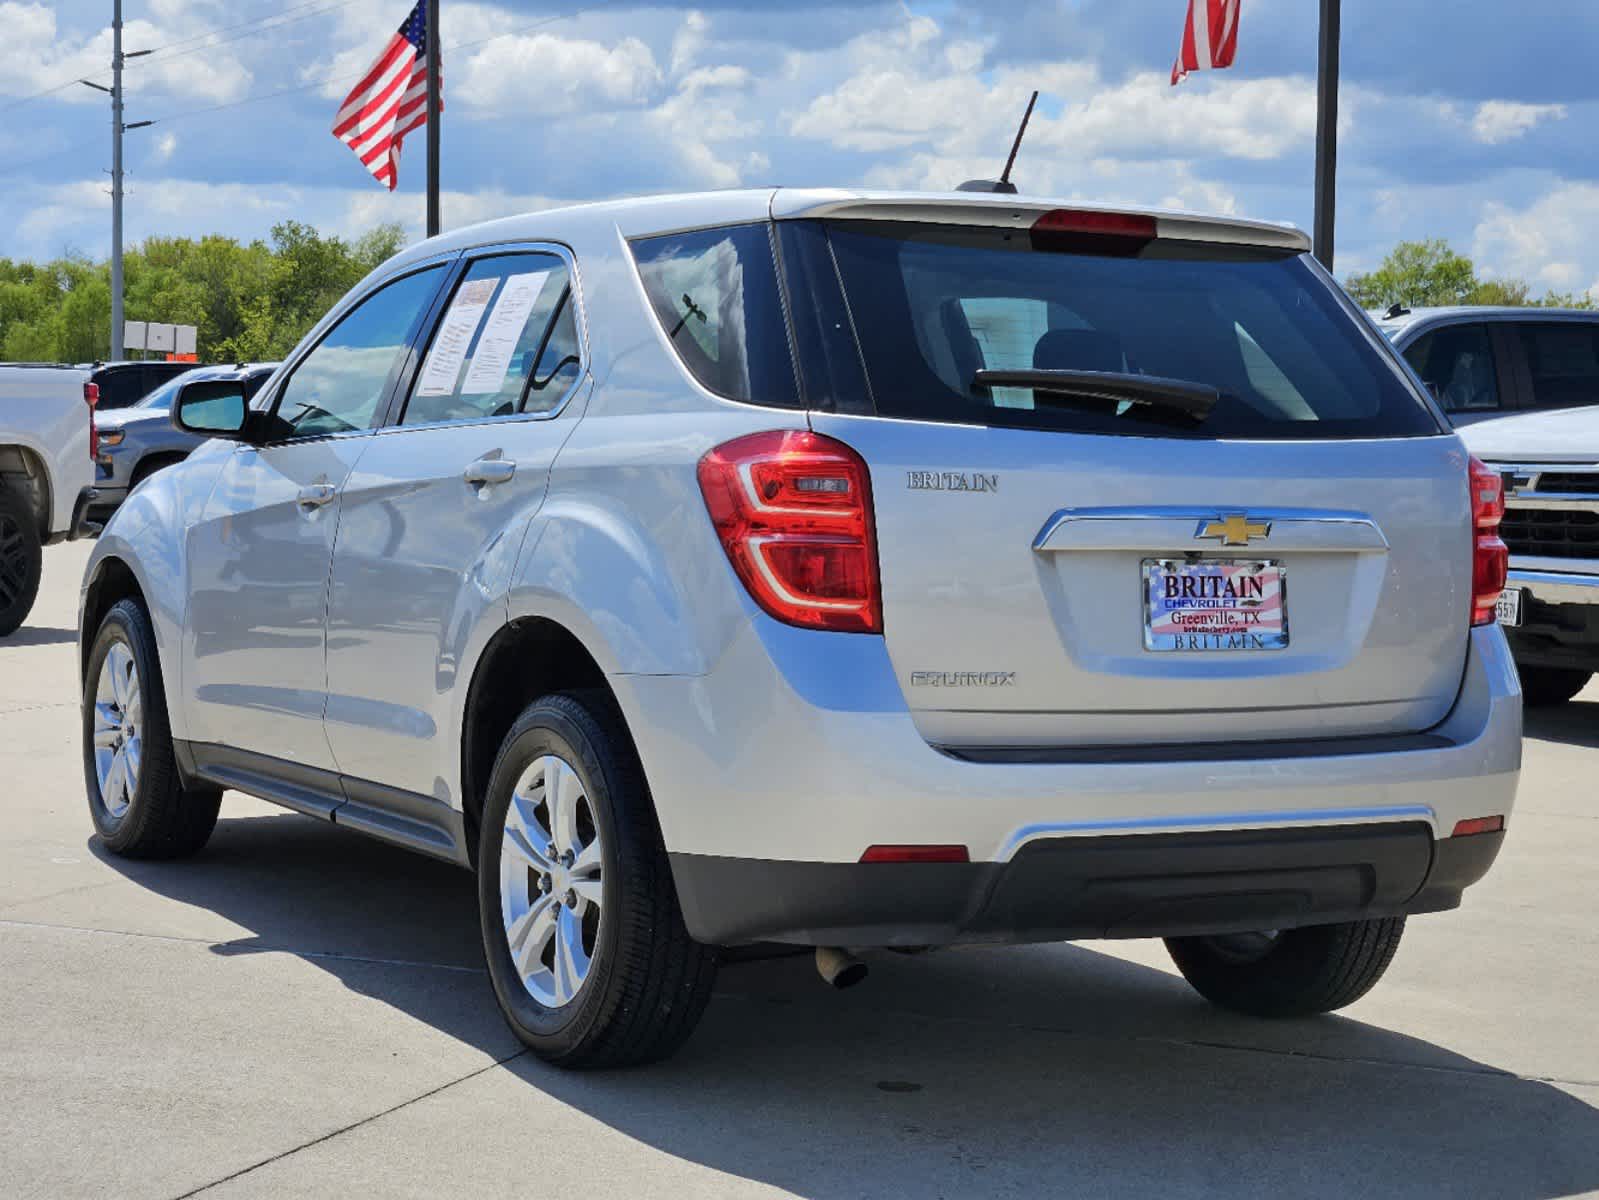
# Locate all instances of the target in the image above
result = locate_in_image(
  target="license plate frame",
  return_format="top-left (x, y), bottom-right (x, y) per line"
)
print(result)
top-left (1142, 558), bottom-right (1289, 652)
top-left (1496, 588), bottom-right (1524, 628)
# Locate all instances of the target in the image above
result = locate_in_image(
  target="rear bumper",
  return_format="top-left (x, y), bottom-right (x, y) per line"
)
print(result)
top-left (672, 825), bottom-right (1506, 946)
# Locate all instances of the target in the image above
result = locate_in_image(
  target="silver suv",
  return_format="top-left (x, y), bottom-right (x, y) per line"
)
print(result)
top-left (79, 190), bottom-right (1522, 1067)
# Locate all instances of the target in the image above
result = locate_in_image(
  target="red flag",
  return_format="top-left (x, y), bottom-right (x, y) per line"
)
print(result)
top-left (332, 1), bottom-right (441, 191)
top-left (1171, 0), bottom-right (1241, 86)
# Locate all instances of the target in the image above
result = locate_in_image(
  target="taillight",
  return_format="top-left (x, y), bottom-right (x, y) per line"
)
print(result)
top-left (1451, 815), bottom-right (1505, 838)
top-left (84, 381), bottom-right (100, 460)
top-left (1030, 208), bottom-right (1156, 255)
top-left (1470, 456), bottom-right (1508, 627)
top-left (860, 844), bottom-right (970, 864)
top-left (697, 430), bottom-right (882, 634)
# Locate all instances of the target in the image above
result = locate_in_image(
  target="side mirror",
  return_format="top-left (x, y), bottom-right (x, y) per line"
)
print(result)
top-left (173, 379), bottom-right (250, 439)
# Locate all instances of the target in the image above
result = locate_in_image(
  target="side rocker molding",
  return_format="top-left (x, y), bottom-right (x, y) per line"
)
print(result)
top-left (177, 740), bottom-right (470, 867)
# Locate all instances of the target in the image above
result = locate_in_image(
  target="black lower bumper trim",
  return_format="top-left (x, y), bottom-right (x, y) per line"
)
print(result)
top-left (671, 822), bottom-right (1503, 947)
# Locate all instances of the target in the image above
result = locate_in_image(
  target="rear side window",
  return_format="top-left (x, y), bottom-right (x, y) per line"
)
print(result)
top-left (92, 368), bottom-right (149, 410)
top-left (1402, 324), bottom-right (1501, 413)
top-left (802, 220), bottom-right (1439, 439)
top-left (403, 252), bottom-right (580, 425)
top-left (631, 224), bottom-right (798, 408)
top-left (1517, 322), bottom-right (1599, 410)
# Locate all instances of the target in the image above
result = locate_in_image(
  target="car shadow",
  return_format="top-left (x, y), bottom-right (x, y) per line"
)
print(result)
top-left (3, 626), bottom-right (79, 648)
top-left (1524, 698), bottom-right (1599, 749)
top-left (91, 811), bottom-right (1599, 1199)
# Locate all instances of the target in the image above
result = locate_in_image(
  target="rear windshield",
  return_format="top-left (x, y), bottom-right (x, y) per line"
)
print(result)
top-left (792, 220), bottom-right (1441, 439)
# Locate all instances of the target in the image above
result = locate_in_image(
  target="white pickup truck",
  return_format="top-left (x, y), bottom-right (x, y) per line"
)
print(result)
top-left (0, 364), bottom-right (97, 636)
top-left (1461, 406), bottom-right (1599, 705)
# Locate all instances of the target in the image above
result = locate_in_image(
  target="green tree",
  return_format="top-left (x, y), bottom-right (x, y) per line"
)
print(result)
top-left (1346, 239), bottom-right (1479, 309)
top-left (0, 220), bottom-right (410, 364)
top-left (1347, 238), bottom-right (1597, 311)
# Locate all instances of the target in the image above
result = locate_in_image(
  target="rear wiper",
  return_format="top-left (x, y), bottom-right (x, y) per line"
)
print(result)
top-left (971, 368), bottom-right (1218, 425)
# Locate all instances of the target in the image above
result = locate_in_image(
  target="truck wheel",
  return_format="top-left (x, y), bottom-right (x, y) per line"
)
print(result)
top-left (83, 597), bottom-right (221, 858)
top-left (1165, 917), bottom-right (1405, 1017)
top-left (478, 692), bottom-right (717, 1068)
top-left (1518, 665), bottom-right (1591, 708)
top-left (0, 487), bottom-right (42, 638)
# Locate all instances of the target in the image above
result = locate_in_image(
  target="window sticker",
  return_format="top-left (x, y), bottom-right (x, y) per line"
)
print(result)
top-left (461, 270), bottom-right (553, 395)
top-left (416, 277), bottom-right (497, 396)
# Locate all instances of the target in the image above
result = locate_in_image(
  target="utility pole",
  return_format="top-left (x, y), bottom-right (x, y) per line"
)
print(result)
top-left (1313, 0), bottom-right (1341, 270)
top-left (110, 0), bottom-right (125, 362)
top-left (425, 0), bottom-right (441, 237)
top-left (84, 2), bottom-right (150, 360)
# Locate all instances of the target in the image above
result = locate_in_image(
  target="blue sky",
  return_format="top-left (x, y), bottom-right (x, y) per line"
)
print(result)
top-left (3, 0), bottom-right (1596, 292)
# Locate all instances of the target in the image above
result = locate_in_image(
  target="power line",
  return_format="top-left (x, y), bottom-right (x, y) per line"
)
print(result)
top-left (0, 0), bottom-right (358, 117)
top-left (142, 0), bottom-right (635, 129)
top-left (0, 0), bottom-right (634, 181)
top-left (140, 0), bottom-right (367, 65)
top-left (0, 71), bottom-right (112, 117)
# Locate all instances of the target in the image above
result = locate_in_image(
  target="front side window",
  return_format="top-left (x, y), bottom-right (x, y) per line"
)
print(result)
top-left (631, 224), bottom-right (798, 408)
top-left (1403, 324), bottom-right (1500, 413)
top-left (1518, 322), bottom-right (1599, 410)
top-left (274, 265), bottom-right (444, 438)
top-left (403, 253), bottom-right (580, 425)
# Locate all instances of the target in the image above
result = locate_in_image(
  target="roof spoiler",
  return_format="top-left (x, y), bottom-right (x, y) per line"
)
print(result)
top-left (769, 192), bottom-right (1311, 254)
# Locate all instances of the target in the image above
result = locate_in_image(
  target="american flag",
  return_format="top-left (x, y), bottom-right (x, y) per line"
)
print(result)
top-left (1171, 0), bottom-right (1241, 86)
top-left (332, 1), bottom-right (440, 191)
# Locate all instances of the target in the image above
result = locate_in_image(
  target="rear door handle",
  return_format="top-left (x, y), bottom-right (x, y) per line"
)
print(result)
top-left (464, 457), bottom-right (517, 487)
top-left (297, 483), bottom-right (337, 510)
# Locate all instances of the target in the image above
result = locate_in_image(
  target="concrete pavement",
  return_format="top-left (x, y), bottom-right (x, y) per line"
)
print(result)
top-left (3, 540), bottom-right (1596, 1198)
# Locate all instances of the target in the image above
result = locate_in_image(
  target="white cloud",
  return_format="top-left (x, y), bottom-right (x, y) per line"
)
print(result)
top-left (455, 32), bottom-right (660, 114)
top-left (152, 131), bottom-right (178, 163)
top-left (789, 14), bottom-right (1316, 168)
top-left (669, 10), bottom-right (708, 78)
top-left (0, 2), bottom-right (251, 105)
top-left (1473, 183), bottom-right (1599, 298)
top-left (1471, 100), bottom-right (1567, 145)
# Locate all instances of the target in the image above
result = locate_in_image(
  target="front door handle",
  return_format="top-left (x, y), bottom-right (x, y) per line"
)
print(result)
top-left (297, 482), bottom-right (337, 510)
top-left (464, 457), bottom-right (517, 487)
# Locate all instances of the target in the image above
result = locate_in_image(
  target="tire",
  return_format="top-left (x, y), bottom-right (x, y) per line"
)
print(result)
top-left (1518, 665), bottom-right (1591, 708)
top-left (1165, 917), bottom-right (1406, 1018)
top-left (83, 597), bottom-right (221, 858)
top-left (0, 486), bottom-right (42, 638)
top-left (478, 692), bottom-right (717, 1068)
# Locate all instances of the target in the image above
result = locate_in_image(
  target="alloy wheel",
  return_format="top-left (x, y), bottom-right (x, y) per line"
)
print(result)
top-left (92, 641), bottom-right (143, 819)
top-left (498, 754), bottom-right (605, 1009)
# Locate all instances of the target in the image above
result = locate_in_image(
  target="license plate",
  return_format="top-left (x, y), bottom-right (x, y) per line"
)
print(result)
top-left (1143, 559), bottom-right (1288, 651)
top-left (1496, 588), bottom-right (1524, 628)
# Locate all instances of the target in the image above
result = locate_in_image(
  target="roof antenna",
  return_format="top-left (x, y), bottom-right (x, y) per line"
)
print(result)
top-left (958, 90), bottom-right (1038, 195)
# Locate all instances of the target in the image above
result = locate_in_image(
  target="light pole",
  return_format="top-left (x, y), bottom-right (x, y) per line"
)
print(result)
top-left (1313, 0), bottom-right (1341, 270)
top-left (425, 0), bottom-right (441, 237)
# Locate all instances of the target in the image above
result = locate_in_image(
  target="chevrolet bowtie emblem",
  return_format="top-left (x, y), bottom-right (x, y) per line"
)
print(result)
top-left (1197, 513), bottom-right (1271, 546)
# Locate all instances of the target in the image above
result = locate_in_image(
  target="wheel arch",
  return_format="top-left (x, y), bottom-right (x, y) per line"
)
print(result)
top-left (128, 451), bottom-right (188, 490)
top-left (459, 616), bottom-right (619, 868)
top-left (0, 442), bottom-right (53, 540)
top-left (79, 554), bottom-right (149, 683)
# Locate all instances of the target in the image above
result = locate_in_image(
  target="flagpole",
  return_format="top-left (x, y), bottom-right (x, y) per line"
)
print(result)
top-left (1313, 0), bottom-right (1340, 269)
top-left (425, 0), bottom-right (441, 237)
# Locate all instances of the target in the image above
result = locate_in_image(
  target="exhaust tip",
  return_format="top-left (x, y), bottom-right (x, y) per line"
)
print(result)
top-left (815, 946), bottom-right (868, 989)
